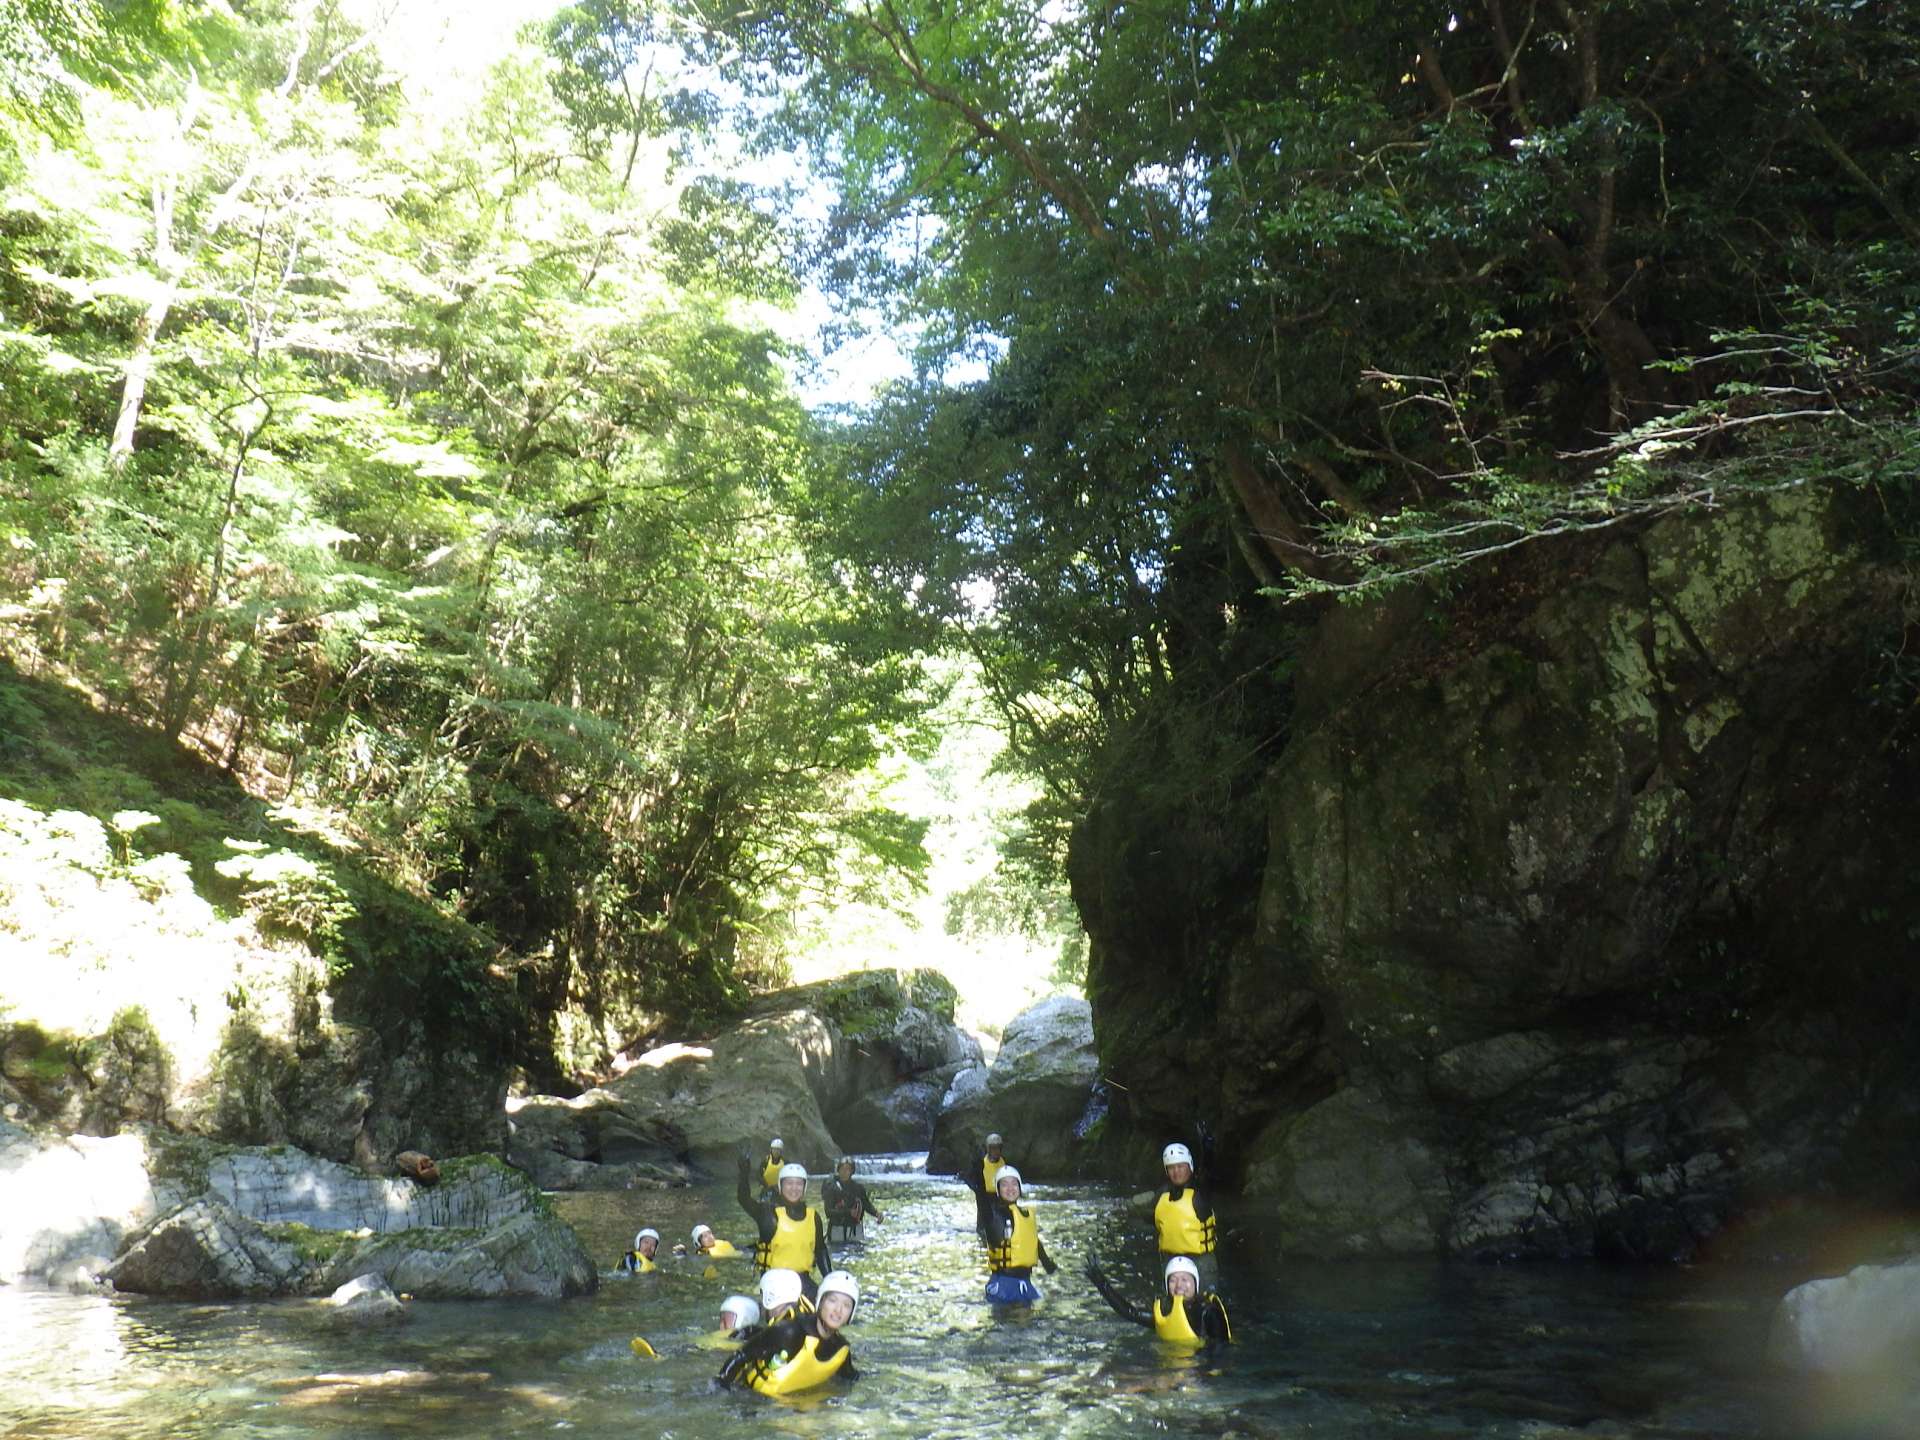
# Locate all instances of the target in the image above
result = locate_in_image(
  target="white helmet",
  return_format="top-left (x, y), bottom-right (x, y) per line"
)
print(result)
top-left (777, 1162), bottom-right (809, 1184)
top-left (985, 1132), bottom-right (1004, 1147)
top-left (1164, 1255), bottom-right (1201, 1291)
top-left (817, 1269), bottom-right (859, 1318)
top-left (759, 1268), bottom-right (804, 1312)
top-left (994, 1165), bottom-right (1022, 1196)
top-left (633, 1228), bottom-right (660, 1248)
top-left (720, 1294), bottom-right (761, 1329)
top-left (691, 1223), bottom-right (715, 1243)
top-left (1162, 1142), bottom-right (1194, 1170)
top-left (769, 1138), bottom-right (785, 1151)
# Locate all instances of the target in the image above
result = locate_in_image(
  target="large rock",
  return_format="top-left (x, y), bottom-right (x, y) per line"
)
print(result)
top-left (929, 995), bottom-right (1099, 1180)
top-left (1077, 484), bottom-right (1920, 1254)
top-left (505, 1088), bottom-right (691, 1189)
top-left (1770, 1260), bottom-right (1920, 1375)
top-left (0, 1119), bottom-right (166, 1284)
top-left (106, 1147), bottom-right (594, 1299)
top-left (512, 971), bottom-right (981, 1184)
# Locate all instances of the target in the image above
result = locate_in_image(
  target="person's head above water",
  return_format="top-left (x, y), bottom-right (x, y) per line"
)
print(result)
top-left (691, 1222), bottom-right (717, 1250)
top-left (768, 1138), bottom-right (784, 1154)
top-left (994, 1165), bottom-right (1023, 1202)
top-left (985, 1132), bottom-right (1004, 1158)
top-left (835, 1155), bottom-right (855, 1178)
top-left (1164, 1255), bottom-right (1200, 1299)
top-left (815, 1270), bottom-right (859, 1333)
top-left (1162, 1141), bottom-right (1194, 1188)
top-left (777, 1161), bottom-right (808, 1204)
top-left (759, 1267), bottom-right (804, 1317)
top-left (633, 1227), bottom-right (660, 1257)
top-left (719, 1294), bottom-right (761, 1332)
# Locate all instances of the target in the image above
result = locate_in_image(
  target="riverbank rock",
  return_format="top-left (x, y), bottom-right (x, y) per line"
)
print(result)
top-left (929, 995), bottom-right (1099, 1181)
top-left (105, 1145), bottom-right (594, 1299)
top-left (0, 1118), bottom-right (165, 1285)
top-left (1077, 483), bottom-right (1920, 1255)
top-left (1770, 1260), bottom-right (1920, 1375)
top-left (513, 970), bottom-right (979, 1184)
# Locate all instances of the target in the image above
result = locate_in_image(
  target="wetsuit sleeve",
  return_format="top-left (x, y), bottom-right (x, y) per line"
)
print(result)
top-left (960, 1162), bottom-right (986, 1197)
top-left (1202, 1295), bottom-right (1234, 1343)
top-left (814, 1210), bottom-right (834, 1276)
top-left (716, 1318), bottom-right (810, 1387)
top-left (859, 1183), bottom-right (882, 1222)
top-left (1084, 1262), bottom-right (1150, 1327)
top-left (1037, 1237), bottom-right (1058, 1274)
top-left (1195, 1121), bottom-right (1217, 1221)
top-left (737, 1153), bottom-right (775, 1237)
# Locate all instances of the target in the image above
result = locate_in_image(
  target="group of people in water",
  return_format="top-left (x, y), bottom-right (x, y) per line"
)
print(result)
top-left (616, 1125), bottom-right (1230, 1397)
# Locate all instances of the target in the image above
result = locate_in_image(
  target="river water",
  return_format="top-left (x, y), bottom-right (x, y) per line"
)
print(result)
top-left (0, 1155), bottom-right (1907, 1439)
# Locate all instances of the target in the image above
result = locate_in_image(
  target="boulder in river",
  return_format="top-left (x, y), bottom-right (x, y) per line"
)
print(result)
top-left (106, 1144), bottom-right (594, 1299)
top-left (929, 995), bottom-right (1099, 1181)
top-left (1769, 1259), bottom-right (1920, 1375)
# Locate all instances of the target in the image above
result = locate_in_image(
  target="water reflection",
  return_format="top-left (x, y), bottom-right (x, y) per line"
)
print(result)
top-left (0, 1156), bottom-right (1907, 1439)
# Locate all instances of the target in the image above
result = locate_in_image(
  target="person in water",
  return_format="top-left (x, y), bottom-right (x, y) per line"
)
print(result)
top-left (1154, 1125), bottom-right (1218, 1288)
top-left (738, 1152), bottom-right (834, 1296)
top-left (821, 1156), bottom-right (884, 1243)
top-left (717, 1270), bottom-right (861, 1395)
top-left (691, 1222), bottom-right (741, 1258)
top-left (964, 1164), bottom-right (1058, 1302)
top-left (618, 1227), bottom-right (661, 1272)
top-left (757, 1266), bottom-right (812, 1325)
top-left (1086, 1255), bottom-right (1233, 1346)
top-left (968, 1132), bottom-right (1011, 1241)
top-left (757, 1138), bottom-right (787, 1197)
top-left (694, 1293), bottom-right (764, 1350)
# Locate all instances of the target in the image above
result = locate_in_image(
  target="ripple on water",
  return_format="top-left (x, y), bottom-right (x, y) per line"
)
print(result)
top-left (0, 1161), bottom-right (1884, 1439)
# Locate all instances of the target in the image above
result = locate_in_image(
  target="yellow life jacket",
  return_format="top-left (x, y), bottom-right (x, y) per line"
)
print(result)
top-left (703, 1238), bottom-right (740, 1258)
top-left (762, 1153), bottom-right (784, 1189)
top-left (754, 1205), bottom-right (820, 1271)
top-left (622, 1252), bottom-right (656, 1273)
top-left (1153, 1292), bottom-right (1231, 1345)
top-left (986, 1204), bottom-right (1039, 1271)
top-left (1154, 1187), bottom-right (1216, 1255)
top-left (695, 1329), bottom-right (744, 1351)
top-left (982, 1154), bottom-right (1006, 1193)
top-left (746, 1333), bottom-right (850, 1396)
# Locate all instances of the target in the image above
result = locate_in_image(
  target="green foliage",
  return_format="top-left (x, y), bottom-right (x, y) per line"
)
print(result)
top-left (0, 2), bottom-right (938, 1068)
top-left (903, 967), bottom-right (956, 1024)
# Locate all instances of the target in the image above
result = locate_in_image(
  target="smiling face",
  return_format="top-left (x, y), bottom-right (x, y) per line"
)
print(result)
top-left (637, 1235), bottom-right (657, 1258)
top-left (1166, 1161), bottom-right (1193, 1187)
top-left (1167, 1270), bottom-right (1197, 1299)
top-left (779, 1176), bottom-right (807, 1205)
top-left (996, 1175), bottom-right (1021, 1202)
top-left (816, 1291), bottom-right (854, 1331)
top-left (695, 1230), bottom-right (714, 1251)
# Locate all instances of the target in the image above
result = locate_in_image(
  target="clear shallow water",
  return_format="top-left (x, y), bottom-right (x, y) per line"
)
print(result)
top-left (0, 1156), bottom-right (1907, 1439)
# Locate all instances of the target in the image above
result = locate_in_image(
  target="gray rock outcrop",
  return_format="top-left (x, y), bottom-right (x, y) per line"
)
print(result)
top-left (0, 1119), bottom-right (165, 1285)
top-left (104, 1145), bottom-right (594, 1299)
top-left (1076, 483), bottom-right (1920, 1255)
top-left (929, 995), bottom-right (1099, 1180)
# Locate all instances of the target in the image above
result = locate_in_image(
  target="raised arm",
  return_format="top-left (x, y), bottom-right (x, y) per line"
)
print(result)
top-left (737, 1151), bottom-right (766, 1223)
top-left (1036, 1236), bottom-right (1059, 1275)
top-left (813, 1210), bottom-right (834, 1277)
top-left (1084, 1261), bottom-right (1150, 1327)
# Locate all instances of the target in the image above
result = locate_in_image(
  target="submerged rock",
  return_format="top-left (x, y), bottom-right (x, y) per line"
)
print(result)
top-left (327, 1272), bottom-right (405, 1323)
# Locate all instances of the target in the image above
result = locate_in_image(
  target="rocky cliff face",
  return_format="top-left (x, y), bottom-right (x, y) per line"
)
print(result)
top-left (1076, 484), bottom-right (1920, 1257)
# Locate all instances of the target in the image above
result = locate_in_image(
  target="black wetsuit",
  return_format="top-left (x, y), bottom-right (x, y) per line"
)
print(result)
top-left (715, 1316), bottom-right (858, 1389)
top-left (821, 1176), bottom-right (882, 1238)
top-left (736, 1153), bottom-right (833, 1295)
top-left (1086, 1262), bottom-right (1232, 1343)
top-left (965, 1150), bottom-right (1008, 1241)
